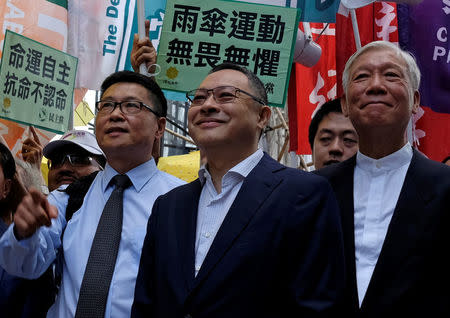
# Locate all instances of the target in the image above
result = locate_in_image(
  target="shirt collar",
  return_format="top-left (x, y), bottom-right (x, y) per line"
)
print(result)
top-left (356, 143), bottom-right (413, 172)
top-left (198, 149), bottom-right (264, 186)
top-left (102, 158), bottom-right (158, 192)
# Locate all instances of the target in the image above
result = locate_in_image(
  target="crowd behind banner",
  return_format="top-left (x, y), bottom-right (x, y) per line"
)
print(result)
top-left (0, 0), bottom-right (448, 162)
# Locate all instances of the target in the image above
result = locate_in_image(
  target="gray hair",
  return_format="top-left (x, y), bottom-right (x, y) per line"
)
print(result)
top-left (342, 41), bottom-right (421, 97)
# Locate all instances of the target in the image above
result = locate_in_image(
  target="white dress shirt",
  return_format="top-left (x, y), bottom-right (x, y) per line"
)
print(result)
top-left (194, 149), bottom-right (263, 276)
top-left (354, 143), bottom-right (413, 306)
top-left (0, 159), bottom-right (185, 318)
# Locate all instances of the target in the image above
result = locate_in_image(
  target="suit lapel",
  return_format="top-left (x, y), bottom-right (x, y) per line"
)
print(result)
top-left (177, 179), bottom-right (202, 290)
top-left (193, 154), bottom-right (284, 287)
top-left (332, 157), bottom-right (357, 263)
top-left (328, 157), bottom-right (360, 309)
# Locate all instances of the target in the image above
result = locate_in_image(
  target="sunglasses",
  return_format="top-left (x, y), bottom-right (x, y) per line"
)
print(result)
top-left (47, 154), bottom-right (97, 170)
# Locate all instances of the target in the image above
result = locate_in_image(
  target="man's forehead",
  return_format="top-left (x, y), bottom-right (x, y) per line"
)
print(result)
top-left (200, 69), bottom-right (248, 89)
top-left (319, 113), bottom-right (355, 131)
top-left (102, 82), bottom-right (149, 98)
top-left (351, 48), bottom-right (407, 72)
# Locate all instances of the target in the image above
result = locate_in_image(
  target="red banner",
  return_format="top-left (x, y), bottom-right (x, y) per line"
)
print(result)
top-left (289, 22), bottom-right (337, 154)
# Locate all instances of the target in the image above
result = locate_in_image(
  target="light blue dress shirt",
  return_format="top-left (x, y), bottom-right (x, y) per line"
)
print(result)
top-left (354, 143), bottom-right (412, 306)
top-left (194, 149), bottom-right (263, 276)
top-left (0, 159), bottom-right (185, 318)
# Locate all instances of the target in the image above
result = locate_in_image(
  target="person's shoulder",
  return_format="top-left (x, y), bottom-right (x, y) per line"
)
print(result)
top-left (413, 150), bottom-right (450, 173)
top-left (313, 156), bottom-right (356, 180)
top-left (156, 170), bottom-right (188, 187)
top-left (151, 179), bottom-right (200, 213)
top-left (410, 151), bottom-right (450, 185)
top-left (406, 152), bottom-right (450, 206)
top-left (159, 177), bottom-right (199, 197)
top-left (258, 154), bottom-right (334, 194)
top-left (281, 165), bottom-right (327, 185)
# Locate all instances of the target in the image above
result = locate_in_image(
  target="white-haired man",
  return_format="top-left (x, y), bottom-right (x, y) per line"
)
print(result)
top-left (316, 41), bottom-right (450, 317)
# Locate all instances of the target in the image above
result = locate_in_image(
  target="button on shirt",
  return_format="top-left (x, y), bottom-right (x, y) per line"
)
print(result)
top-left (354, 143), bottom-right (413, 306)
top-left (0, 159), bottom-right (185, 318)
top-left (194, 149), bottom-right (263, 276)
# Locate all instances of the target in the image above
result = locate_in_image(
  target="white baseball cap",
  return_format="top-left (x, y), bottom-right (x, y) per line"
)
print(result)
top-left (43, 130), bottom-right (105, 158)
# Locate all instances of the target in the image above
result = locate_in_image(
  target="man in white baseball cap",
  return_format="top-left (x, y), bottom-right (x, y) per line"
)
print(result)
top-left (43, 130), bottom-right (106, 191)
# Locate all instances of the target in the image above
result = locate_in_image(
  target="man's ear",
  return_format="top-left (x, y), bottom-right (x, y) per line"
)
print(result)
top-left (411, 90), bottom-right (420, 114)
top-left (154, 117), bottom-right (166, 140)
top-left (341, 95), bottom-right (349, 117)
top-left (257, 106), bottom-right (271, 131)
top-left (0, 179), bottom-right (12, 200)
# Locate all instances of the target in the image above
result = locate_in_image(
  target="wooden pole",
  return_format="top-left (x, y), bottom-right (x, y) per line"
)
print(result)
top-left (165, 127), bottom-right (194, 144)
top-left (274, 107), bottom-right (289, 131)
top-left (277, 134), bottom-right (290, 162)
top-left (299, 154), bottom-right (307, 170)
top-left (274, 107), bottom-right (290, 162)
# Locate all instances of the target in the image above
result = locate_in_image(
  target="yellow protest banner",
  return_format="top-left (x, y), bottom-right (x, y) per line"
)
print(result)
top-left (74, 100), bottom-right (95, 127)
top-left (157, 151), bottom-right (200, 182)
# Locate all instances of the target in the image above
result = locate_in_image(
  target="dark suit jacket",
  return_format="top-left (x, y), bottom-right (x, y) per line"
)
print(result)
top-left (315, 149), bottom-right (450, 317)
top-left (132, 153), bottom-right (346, 318)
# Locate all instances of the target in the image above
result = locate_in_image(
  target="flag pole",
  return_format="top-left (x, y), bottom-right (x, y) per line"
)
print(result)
top-left (350, 9), bottom-right (362, 49)
top-left (137, 0), bottom-right (148, 75)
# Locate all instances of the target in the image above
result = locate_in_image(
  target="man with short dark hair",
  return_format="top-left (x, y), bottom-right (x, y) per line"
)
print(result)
top-left (132, 63), bottom-right (346, 317)
top-left (43, 130), bottom-right (106, 192)
top-left (0, 70), bottom-right (185, 318)
top-left (316, 41), bottom-right (450, 317)
top-left (309, 98), bottom-right (358, 170)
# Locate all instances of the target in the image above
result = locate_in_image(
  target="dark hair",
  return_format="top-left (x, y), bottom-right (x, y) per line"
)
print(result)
top-left (100, 70), bottom-right (168, 117)
top-left (442, 156), bottom-right (450, 164)
top-left (0, 143), bottom-right (16, 180)
top-left (209, 62), bottom-right (268, 105)
top-left (308, 98), bottom-right (343, 151)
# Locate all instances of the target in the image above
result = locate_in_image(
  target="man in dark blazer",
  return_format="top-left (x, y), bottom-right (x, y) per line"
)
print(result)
top-left (132, 63), bottom-right (347, 317)
top-left (316, 41), bottom-right (450, 317)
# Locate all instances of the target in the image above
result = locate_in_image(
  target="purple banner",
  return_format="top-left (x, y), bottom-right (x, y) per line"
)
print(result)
top-left (398, 2), bottom-right (450, 114)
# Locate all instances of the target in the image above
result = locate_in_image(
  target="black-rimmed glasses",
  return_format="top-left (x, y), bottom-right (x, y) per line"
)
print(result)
top-left (186, 86), bottom-right (265, 107)
top-left (95, 100), bottom-right (161, 117)
top-left (47, 154), bottom-right (97, 170)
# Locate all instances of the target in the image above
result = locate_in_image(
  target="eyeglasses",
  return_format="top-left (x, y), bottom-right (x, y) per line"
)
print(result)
top-left (186, 86), bottom-right (265, 107)
top-left (95, 100), bottom-right (161, 117)
top-left (47, 154), bottom-right (97, 170)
